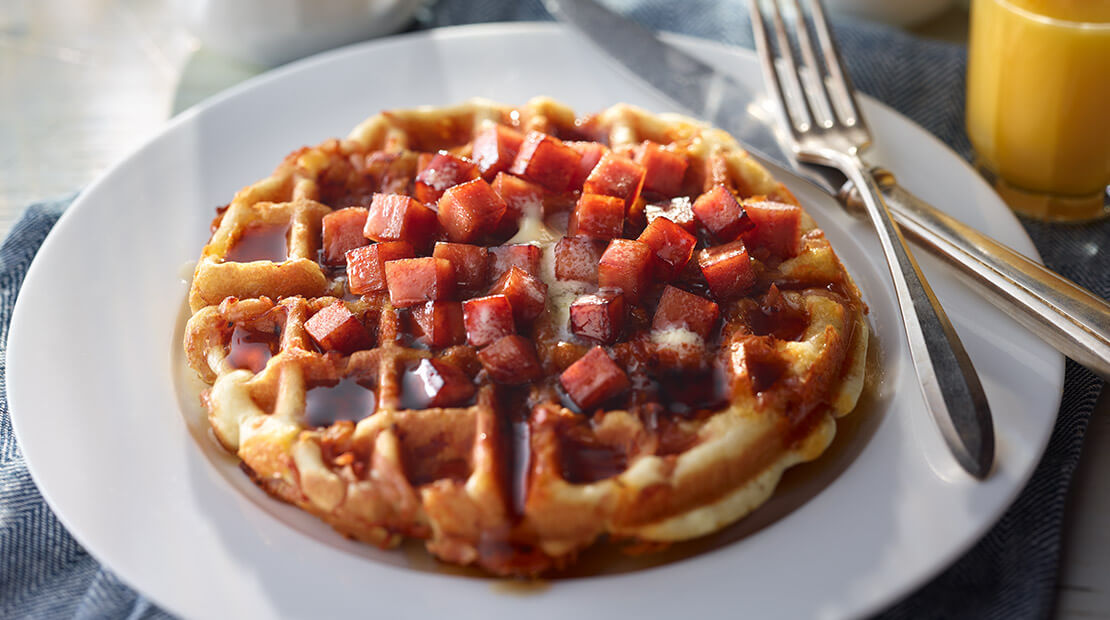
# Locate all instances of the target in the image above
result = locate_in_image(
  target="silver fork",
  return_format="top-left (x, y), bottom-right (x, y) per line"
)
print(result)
top-left (751, 0), bottom-right (995, 479)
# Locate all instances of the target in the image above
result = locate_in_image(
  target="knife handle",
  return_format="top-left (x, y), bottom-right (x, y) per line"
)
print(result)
top-left (847, 168), bottom-right (1110, 381)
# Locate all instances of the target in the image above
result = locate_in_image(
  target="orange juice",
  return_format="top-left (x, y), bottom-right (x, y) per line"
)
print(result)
top-left (966, 0), bottom-right (1110, 220)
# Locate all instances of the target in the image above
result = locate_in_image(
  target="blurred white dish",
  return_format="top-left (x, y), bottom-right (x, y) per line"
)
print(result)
top-left (180, 0), bottom-right (426, 66)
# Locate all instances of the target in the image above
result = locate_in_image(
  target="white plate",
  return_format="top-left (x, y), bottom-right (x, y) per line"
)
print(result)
top-left (8, 23), bottom-right (1062, 620)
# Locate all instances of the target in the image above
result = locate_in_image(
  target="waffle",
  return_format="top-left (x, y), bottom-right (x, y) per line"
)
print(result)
top-left (183, 98), bottom-right (869, 576)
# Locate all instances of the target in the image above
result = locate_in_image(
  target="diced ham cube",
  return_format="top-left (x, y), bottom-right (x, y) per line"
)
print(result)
top-left (567, 193), bottom-right (625, 240)
top-left (637, 216), bottom-right (697, 281)
top-left (462, 295), bottom-right (516, 347)
top-left (402, 358), bottom-right (476, 408)
top-left (645, 197), bottom-right (698, 234)
top-left (410, 301), bottom-right (466, 348)
top-left (508, 131), bottom-right (582, 193)
top-left (384, 257), bottom-right (456, 307)
top-left (491, 172), bottom-right (544, 235)
top-left (346, 241), bottom-right (415, 295)
top-left (321, 207), bottom-right (369, 266)
top-left (472, 124), bottom-right (524, 179)
top-left (477, 335), bottom-right (542, 384)
top-left (436, 178), bottom-right (507, 243)
top-left (692, 185), bottom-right (754, 242)
top-left (697, 240), bottom-right (756, 301)
top-left (488, 244), bottom-right (542, 281)
top-left (597, 239), bottom-right (654, 303)
top-left (569, 290), bottom-right (626, 344)
top-left (305, 301), bottom-right (373, 355)
top-left (364, 193), bottom-right (439, 249)
top-left (553, 235), bottom-right (605, 284)
top-left (414, 151), bottom-right (479, 204)
top-left (433, 242), bottom-right (488, 291)
top-left (566, 141), bottom-right (608, 190)
top-left (583, 152), bottom-right (646, 210)
top-left (652, 285), bottom-right (720, 340)
top-left (559, 346), bottom-right (631, 411)
top-left (634, 141), bottom-right (688, 197)
top-left (489, 266), bottom-right (548, 323)
top-left (740, 200), bottom-right (803, 259)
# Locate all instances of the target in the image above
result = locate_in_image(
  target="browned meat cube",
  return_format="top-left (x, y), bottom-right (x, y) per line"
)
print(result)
top-left (363, 193), bottom-right (439, 249)
top-left (478, 335), bottom-right (543, 384)
top-left (566, 140), bottom-right (608, 190)
top-left (321, 207), bottom-right (369, 266)
top-left (597, 239), bottom-right (654, 303)
top-left (432, 242), bottom-right (489, 292)
top-left (508, 131), bottom-right (582, 193)
top-left (462, 294), bottom-right (516, 347)
top-left (472, 124), bottom-right (524, 179)
top-left (634, 141), bottom-right (688, 197)
top-left (583, 152), bottom-right (646, 211)
top-left (697, 241), bottom-right (756, 301)
top-left (553, 235), bottom-right (606, 284)
top-left (437, 178), bottom-right (507, 243)
top-left (652, 285), bottom-right (720, 340)
top-left (637, 216), bottom-right (697, 281)
top-left (740, 200), bottom-right (803, 259)
top-left (346, 241), bottom-right (414, 295)
top-left (410, 301), bottom-right (466, 348)
top-left (692, 185), bottom-right (753, 242)
top-left (305, 301), bottom-right (373, 355)
top-left (568, 193), bottom-right (625, 240)
top-left (384, 257), bottom-right (456, 307)
top-left (559, 346), bottom-right (631, 412)
top-left (569, 290), bottom-right (626, 344)
top-left (414, 151), bottom-right (479, 204)
top-left (489, 266), bottom-right (548, 323)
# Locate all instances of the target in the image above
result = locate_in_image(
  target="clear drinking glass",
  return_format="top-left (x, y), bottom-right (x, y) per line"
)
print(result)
top-left (966, 0), bottom-right (1110, 221)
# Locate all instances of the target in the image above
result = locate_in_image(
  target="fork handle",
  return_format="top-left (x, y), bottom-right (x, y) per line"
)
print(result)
top-left (852, 170), bottom-right (1110, 381)
top-left (837, 154), bottom-right (995, 478)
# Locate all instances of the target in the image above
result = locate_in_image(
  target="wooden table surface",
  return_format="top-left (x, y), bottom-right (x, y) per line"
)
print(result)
top-left (2, 1), bottom-right (1106, 616)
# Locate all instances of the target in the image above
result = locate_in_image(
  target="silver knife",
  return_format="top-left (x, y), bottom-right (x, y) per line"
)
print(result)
top-left (543, 0), bottom-right (1110, 384)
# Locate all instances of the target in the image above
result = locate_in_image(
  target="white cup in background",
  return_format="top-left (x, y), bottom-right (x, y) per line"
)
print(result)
top-left (180, 0), bottom-right (427, 67)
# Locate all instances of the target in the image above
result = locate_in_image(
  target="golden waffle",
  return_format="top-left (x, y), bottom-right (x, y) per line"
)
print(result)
top-left (183, 98), bottom-right (869, 576)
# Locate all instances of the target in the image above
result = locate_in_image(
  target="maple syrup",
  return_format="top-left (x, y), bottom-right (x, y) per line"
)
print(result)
top-left (304, 377), bottom-right (377, 428)
top-left (225, 325), bottom-right (278, 374)
top-left (224, 223), bottom-right (289, 263)
top-left (559, 436), bottom-right (627, 484)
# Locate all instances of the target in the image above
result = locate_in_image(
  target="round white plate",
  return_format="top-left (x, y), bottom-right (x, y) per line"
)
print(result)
top-left (8, 23), bottom-right (1062, 620)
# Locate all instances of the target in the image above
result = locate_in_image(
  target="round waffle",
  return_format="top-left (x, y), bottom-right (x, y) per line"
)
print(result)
top-left (183, 97), bottom-right (869, 576)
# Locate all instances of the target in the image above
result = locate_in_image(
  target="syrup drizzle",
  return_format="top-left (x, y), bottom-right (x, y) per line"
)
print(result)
top-left (225, 223), bottom-right (290, 263)
top-left (225, 325), bottom-right (277, 374)
top-left (304, 377), bottom-right (377, 427)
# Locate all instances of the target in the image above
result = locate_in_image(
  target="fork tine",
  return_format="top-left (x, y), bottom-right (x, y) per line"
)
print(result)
top-left (749, 0), bottom-right (793, 135)
top-left (751, 0), bottom-right (816, 134)
top-left (785, 0), bottom-right (837, 128)
top-left (805, 0), bottom-right (868, 130)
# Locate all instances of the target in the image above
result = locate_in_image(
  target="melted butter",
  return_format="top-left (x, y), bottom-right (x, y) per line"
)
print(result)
top-left (505, 200), bottom-right (587, 341)
top-left (650, 327), bottom-right (703, 349)
top-left (505, 199), bottom-right (557, 246)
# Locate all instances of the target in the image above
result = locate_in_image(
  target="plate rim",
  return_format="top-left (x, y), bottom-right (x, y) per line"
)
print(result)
top-left (7, 21), bottom-right (1064, 620)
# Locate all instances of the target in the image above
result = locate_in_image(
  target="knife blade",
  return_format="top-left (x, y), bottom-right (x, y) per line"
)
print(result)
top-left (542, 0), bottom-right (799, 176)
top-left (543, 0), bottom-right (1110, 385)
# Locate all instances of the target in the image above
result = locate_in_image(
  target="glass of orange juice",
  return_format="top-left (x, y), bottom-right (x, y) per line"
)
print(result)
top-left (966, 0), bottom-right (1110, 221)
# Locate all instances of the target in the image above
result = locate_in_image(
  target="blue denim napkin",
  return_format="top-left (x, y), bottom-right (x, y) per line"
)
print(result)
top-left (2, 1), bottom-right (1107, 617)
